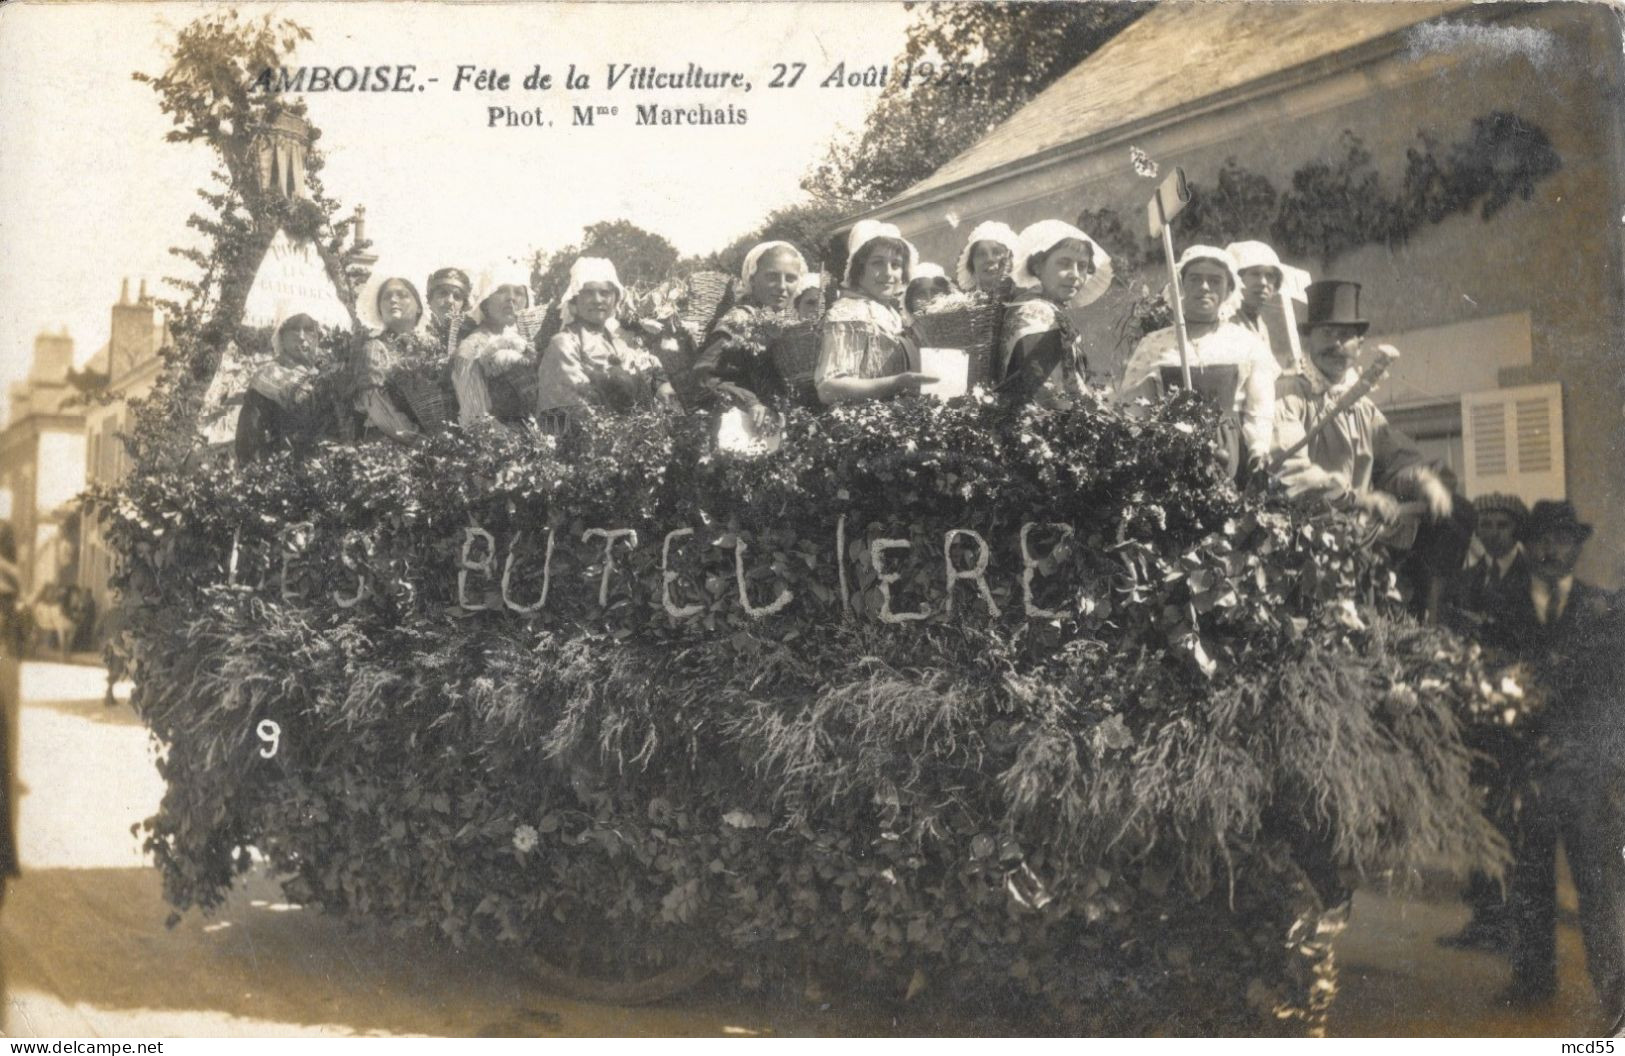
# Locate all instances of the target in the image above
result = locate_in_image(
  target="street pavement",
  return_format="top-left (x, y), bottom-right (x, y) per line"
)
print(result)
top-left (0, 661), bottom-right (1610, 1037)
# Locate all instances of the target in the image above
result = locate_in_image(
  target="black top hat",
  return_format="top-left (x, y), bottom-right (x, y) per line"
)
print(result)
top-left (1300, 280), bottom-right (1368, 333)
top-left (1525, 500), bottom-right (1593, 542)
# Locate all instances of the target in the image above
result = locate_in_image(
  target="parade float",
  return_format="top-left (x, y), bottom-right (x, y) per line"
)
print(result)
top-left (95, 13), bottom-right (1514, 1035)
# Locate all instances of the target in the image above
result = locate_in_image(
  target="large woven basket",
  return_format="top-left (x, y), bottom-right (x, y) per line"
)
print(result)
top-left (391, 368), bottom-right (453, 431)
top-left (487, 360), bottom-right (539, 422)
top-left (914, 298), bottom-right (1003, 391)
top-left (520, 303), bottom-right (564, 353)
top-left (764, 318), bottom-right (823, 408)
top-left (681, 271), bottom-right (734, 344)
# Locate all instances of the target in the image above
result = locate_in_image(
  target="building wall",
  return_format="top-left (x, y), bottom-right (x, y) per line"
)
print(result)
top-left (877, 5), bottom-right (1625, 585)
top-left (77, 287), bottom-right (167, 626)
top-left (0, 413), bottom-right (84, 597)
top-left (0, 431), bottom-right (39, 592)
top-left (79, 361), bottom-right (158, 620)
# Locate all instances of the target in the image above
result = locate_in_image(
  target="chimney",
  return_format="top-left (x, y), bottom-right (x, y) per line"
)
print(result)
top-left (138, 278), bottom-right (148, 303)
top-left (350, 206), bottom-right (379, 268)
top-left (119, 278), bottom-right (130, 305)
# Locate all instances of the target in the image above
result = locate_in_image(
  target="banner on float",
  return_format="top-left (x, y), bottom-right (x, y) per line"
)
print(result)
top-left (241, 229), bottom-right (353, 330)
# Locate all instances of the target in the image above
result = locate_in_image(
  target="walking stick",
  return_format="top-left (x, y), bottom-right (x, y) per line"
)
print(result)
top-left (1269, 344), bottom-right (1400, 473)
top-left (1146, 168), bottom-right (1193, 389)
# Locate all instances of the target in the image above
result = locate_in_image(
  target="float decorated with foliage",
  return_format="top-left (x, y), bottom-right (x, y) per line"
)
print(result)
top-left (94, 11), bottom-right (1515, 1036)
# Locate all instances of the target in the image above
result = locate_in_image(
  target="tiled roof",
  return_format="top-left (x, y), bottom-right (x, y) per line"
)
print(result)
top-left (886, 0), bottom-right (1471, 207)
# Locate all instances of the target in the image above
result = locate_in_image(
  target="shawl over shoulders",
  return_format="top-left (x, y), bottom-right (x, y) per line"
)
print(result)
top-left (815, 294), bottom-right (916, 387)
top-left (1000, 298), bottom-right (1063, 347)
top-left (537, 323), bottom-right (667, 413)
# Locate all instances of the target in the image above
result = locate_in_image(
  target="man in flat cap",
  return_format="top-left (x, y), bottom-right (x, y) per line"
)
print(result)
top-left (1448, 493), bottom-right (1532, 651)
top-left (1493, 501), bottom-right (1624, 1033)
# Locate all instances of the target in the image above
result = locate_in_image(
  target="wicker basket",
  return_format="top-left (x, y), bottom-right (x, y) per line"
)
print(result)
top-left (521, 302), bottom-right (564, 353)
top-left (646, 327), bottom-right (706, 412)
top-left (487, 359), bottom-right (539, 422)
top-left (764, 319), bottom-right (824, 408)
top-left (391, 368), bottom-right (453, 431)
top-left (681, 271), bottom-right (734, 344)
top-left (914, 298), bottom-right (1003, 390)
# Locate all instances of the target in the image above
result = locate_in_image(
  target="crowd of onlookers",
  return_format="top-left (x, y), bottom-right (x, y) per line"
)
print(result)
top-left (9, 581), bottom-right (97, 659)
top-left (1436, 495), bottom-right (1623, 1033)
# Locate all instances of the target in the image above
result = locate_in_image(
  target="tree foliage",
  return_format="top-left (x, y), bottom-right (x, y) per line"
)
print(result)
top-left (694, 199), bottom-right (853, 279)
top-left (531, 219), bottom-right (681, 304)
top-left (127, 11), bottom-right (368, 476)
top-left (803, 2), bottom-right (1145, 206)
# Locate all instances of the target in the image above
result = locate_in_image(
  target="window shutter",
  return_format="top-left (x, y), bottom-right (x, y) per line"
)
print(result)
top-left (1460, 382), bottom-right (1564, 503)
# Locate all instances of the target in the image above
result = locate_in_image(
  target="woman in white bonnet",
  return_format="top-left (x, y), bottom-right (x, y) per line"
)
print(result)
top-left (996, 220), bottom-right (1113, 407)
top-left (955, 220), bottom-right (1019, 296)
top-left (236, 309), bottom-right (343, 463)
top-left (793, 273), bottom-right (826, 322)
top-left (691, 240), bottom-right (805, 426)
top-left (353, 272), bottom-right (435, 442)
top-left (536, 257), bottom-right (677, 427)
top-left (1117, 244), bottom-right (1279, 476)
top-left (904, 262), bottom-right (953, 318)
top-left (814, 220), bottom-right (935, 406)
top-left (453, 265), bottom-right (535, 425)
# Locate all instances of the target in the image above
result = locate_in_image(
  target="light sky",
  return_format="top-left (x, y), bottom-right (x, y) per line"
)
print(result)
top-left (0, 1), bottom-right (914, 408)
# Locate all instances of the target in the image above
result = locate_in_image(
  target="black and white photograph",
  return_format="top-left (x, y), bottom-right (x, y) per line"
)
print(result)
top-left (0, 0), bottom-right (1622, 1042)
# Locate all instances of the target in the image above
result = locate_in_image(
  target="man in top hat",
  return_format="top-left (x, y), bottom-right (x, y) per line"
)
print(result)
top-left (1118, 244), bottom-right (1281, 478)
top-left (1494, 501), bottom-right (1624, 1030)
top-left (1271, 280), bottom-right (1453, 526)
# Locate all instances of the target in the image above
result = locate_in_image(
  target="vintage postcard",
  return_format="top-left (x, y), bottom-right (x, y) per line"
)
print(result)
top-left (1, 0), bottom-right (1622, 1043)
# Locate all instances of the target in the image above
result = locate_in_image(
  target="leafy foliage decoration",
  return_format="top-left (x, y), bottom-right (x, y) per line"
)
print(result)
top-left (1077, 113), bottom-right (1561, 346)
top-left (125, 11), bottom-right (370, 479)
top-left (98, 393), bottom-right (1508, 1032)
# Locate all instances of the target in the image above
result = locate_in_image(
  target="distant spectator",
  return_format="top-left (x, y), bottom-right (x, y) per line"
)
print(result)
top-left (29, 585), bottom-right (70, 659)
top-left (1446, 493), bottom-right (1531, 652)
top-left (64, 586), bottom-right (96, 653)
top-left (1436, 493), bottom-right (1529, 957)
top-left (1489, 502), bottom-right (1623, 1030)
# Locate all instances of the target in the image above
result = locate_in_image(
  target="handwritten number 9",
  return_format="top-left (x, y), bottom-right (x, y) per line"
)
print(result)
top-left (257, 720), bottom-right (282, 759)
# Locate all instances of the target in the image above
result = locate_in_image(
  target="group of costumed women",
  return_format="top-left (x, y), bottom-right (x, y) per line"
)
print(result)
top-left (233, 216), bottom-right (1272, 473)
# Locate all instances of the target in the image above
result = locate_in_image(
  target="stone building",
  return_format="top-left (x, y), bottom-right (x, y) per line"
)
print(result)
top-left (78, 280), bottom-right (169, 623)
top-left (852, 2), bottom-right (1625, 585)
top-left (0, 330), bottom-right (89, 596)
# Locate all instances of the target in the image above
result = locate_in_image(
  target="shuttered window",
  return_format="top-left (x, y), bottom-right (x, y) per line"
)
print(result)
top-left (1460, 382), bottom-right (1565, 503)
